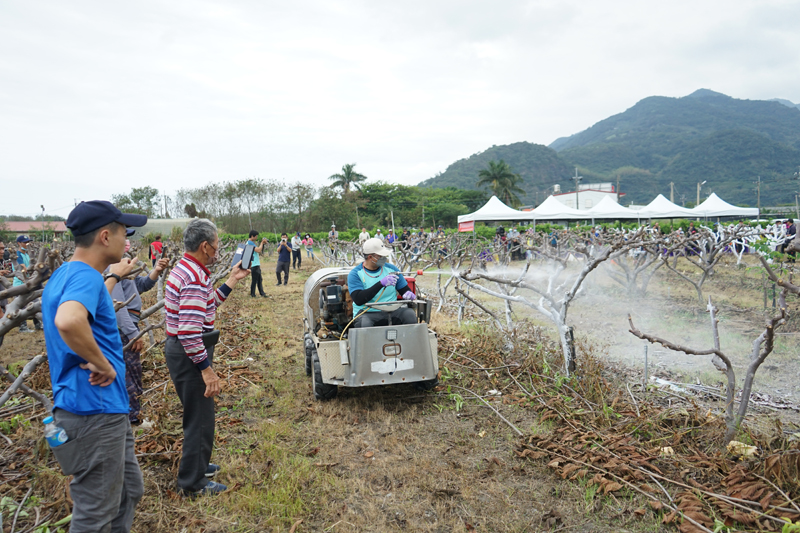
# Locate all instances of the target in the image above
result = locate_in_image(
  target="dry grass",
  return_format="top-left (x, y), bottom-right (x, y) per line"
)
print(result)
top-left (2, 257), bottom-right (689, 532)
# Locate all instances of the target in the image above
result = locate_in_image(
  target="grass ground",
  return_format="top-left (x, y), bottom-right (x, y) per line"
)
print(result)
top-left (0, 255), bottom-right (674, 533)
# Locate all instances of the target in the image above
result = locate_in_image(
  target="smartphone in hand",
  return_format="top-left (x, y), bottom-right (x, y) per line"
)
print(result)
top-left (239, 244), bottom-right (256, 270)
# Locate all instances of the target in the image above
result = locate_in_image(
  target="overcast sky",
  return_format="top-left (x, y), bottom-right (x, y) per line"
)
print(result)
top-left (2, 0), bottom-right (798, 218)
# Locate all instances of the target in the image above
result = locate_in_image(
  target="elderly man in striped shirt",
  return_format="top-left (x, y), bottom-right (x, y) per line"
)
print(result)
top-left (165, 218), bottom-right (250, 497)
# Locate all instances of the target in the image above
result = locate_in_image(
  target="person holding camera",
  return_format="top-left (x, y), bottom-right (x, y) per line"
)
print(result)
top-left (276, 232), bottom-right (291, 285)
top-left (246, 230), bottom-right (268, 297)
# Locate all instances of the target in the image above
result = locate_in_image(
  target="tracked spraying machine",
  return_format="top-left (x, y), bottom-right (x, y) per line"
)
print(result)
top-left (302, 267), bottom-right (438, 400)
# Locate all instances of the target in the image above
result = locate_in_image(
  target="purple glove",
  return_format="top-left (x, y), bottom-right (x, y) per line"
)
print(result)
top-left (402, 291), bottom-right (416, 301)
top-left (380, 274), bottom-right (398, 287)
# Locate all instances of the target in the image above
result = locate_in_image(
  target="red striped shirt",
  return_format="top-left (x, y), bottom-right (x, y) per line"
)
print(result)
top-left (165, 254), bottom-right (229, 367)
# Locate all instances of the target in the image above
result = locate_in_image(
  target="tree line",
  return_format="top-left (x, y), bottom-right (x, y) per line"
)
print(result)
top-left (110, 164), bottom-right (488, 234)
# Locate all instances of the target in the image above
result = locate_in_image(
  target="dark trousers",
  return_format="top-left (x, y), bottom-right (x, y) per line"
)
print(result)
top-left (276, 261), bottom-right (289, 284)
top-left (292, 249), bottom-right (302, 268)
top-left (250, 265), bottom-right (265, 296)
top-left (121, 334), bottom-right (143, 423)
top-left (51, 410), bottom-right (143, 533)
top-left (355, 307), bottom-right (417, 328)
top-left (165, 336), bottom-right (215, 492)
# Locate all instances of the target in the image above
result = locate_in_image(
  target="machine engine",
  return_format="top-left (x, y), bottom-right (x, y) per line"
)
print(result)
top-left (317, 277), bottom-right (351, 337)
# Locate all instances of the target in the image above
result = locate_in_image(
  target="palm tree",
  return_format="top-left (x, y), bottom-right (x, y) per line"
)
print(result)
top-left (477, 160), bottom-right (525, 208)
top-left (329, 163), bottom-right (368, 195)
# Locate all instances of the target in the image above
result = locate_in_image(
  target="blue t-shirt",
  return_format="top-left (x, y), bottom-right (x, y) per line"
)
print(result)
top-left (246, 240), bottom-right (261, 267)
top-left (347, 263), bottom-right (408, 317)
top-left (42, 262), bottom-right (129, 415)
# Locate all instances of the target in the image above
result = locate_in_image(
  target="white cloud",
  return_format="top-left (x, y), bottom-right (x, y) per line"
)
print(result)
top-left (0, 0), bottom-right (798, 217)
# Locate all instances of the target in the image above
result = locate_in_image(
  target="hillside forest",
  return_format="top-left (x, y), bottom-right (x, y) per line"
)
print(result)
top-left (420, 89), bottom-right (800, 207)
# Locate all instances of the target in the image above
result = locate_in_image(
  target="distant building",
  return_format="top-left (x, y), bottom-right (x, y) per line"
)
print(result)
top-left (3, 221), bottom-right (69, 240)
top-left (551, 183), bottom-right (623, 210)
top-left (131, 218), bottom-right (195, 240)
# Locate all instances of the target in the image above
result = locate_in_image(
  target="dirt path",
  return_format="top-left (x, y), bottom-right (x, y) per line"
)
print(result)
top-left (131, 259), bottom-right (666, 532)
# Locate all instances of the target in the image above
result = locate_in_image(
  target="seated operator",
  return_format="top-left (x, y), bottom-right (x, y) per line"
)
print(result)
top-left (348, 238), bottom-right (417, 328)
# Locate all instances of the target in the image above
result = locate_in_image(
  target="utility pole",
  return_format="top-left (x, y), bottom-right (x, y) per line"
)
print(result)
top-left (670, 182), bottom-right (674, 203)
top-left (795, 193), bottom-right (799, 222)
top-left (421, 195), bottom-right (425, 227)
top-left (755, 176), bottom-right (761, 221)
top-left (572, 167), bottom-right (583, 210)
top-left (616, 175), bottom-right (620, 203)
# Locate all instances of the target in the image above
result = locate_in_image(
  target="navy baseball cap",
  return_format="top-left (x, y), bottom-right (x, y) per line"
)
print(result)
top-left (67, 200), bottom-right (147, 236)
top-left (16, 235), bottom-right (32, 243)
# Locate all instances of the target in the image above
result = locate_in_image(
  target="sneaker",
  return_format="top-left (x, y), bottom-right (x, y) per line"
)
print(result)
top-left (180, 480), bottom-right (227, 498)
top-left (205, 463), bottom-right (221, 478)
top-left (283, 282), bottom-right (288, 286)
top-left (276, 282), bottom-right (282, 286)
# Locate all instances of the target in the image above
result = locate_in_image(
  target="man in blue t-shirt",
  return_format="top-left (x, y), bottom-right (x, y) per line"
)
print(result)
top-left (347, 238), bottom-right (417, 328)
top-left (42, 200), bottom-right (146, 533)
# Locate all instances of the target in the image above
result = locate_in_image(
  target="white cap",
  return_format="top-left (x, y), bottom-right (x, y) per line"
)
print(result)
top-left (362, 237), bottom-right (391, 257)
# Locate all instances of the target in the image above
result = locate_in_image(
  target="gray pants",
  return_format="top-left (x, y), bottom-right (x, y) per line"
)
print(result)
top-left (356, 307), bottom-right (417, 328)
top-left (276, 261), bottom-right (289, 284)
top-left (165, 336), bottom-right (215, 492)
top-left (51, 410), bottom-right (143, 533)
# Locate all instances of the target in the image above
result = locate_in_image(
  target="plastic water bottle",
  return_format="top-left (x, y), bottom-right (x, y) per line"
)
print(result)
top-left (43, 416), bottom-right (68, 448)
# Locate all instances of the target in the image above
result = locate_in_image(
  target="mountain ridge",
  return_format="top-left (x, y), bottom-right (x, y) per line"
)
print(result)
top-left (420, 90), bottom-right (800, 206)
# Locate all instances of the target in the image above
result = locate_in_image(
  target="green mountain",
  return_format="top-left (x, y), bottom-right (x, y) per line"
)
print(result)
top-left (418, 142), bottom-right (574, 205)
top-left (420, 90), bottom-right (800, 207)
top-left (552, 90), bottom-right (800, 205)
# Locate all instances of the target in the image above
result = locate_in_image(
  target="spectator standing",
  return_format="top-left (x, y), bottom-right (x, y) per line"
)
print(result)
top-left (359, 227), bottom-right (370, 245)
top-left (246, 230), bottom-right (268, 297)
top-left (302, 233), bottom-right (316, 261)
top-left (400, 228), bottom-right (411, 249)
top-left (328, 224), bottom-right (338, 259)
top-left (111, 240), bottom-right (169, 423)
top-left (164, 218), bottom-right (250, 497)
top-left (276, 233), bottom-right (291, 285)
top-left (291, 232), bottom-right (303, 269)
top-left (507, 226), bottom-right (521, 261)
top-left (387, 230), bottom-right (396, 244)
top-left (150, 235), bottom-right (163, 267)
top-left (781, 219), bottom-right (796, 257)
top-left (0, 241), bottom-right (8, 345)
top-left (13, 235), bottom-right (43, 332)
top-left (375, 229), bottom-right (384, 241)
top-left (41, 200), bottom-right (146, 532)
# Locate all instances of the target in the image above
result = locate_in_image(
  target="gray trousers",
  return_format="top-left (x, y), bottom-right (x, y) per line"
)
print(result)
top-left (356, 307), bottom-right (417, 328)
top-left (276, 261), bottom-right (289, 283)
top-left (51, 410), bottom-right (143, 533)
top-left (165, 336), bottom-right (215, 492)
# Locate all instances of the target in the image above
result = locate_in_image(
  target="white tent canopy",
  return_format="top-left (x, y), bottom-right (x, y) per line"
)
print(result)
top-left (584, 196), bottom-right (641, 220)
top-left (527, 195), bottom-right (585, 220)
top-left (635, 194), bottom-right (697, 219)
top-left (690, 193), bottom-right (758, 218)
top-left (457, 195), bottom-right (527, 223)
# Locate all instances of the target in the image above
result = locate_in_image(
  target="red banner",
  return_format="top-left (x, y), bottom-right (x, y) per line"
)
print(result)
top-left (458, 221), bottom-right (474, 232)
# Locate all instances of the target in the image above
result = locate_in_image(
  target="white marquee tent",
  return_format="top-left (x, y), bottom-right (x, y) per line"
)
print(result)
top-left (690, 193), bottom-right (758, 218)
top-left (457, 195), bottom-right (527, 224)
top-left (635, 194), bottom-right (697, 219)
top-left (584, 196), bottom-right (641, 220)
top-left (527, 195), bottom-right (584, 220)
